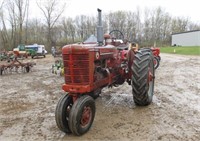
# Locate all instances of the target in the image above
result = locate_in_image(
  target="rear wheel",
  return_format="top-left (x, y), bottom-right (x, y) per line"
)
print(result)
top-left (55, 94), bottom-right (73, 133)
top-left (131, 49), bottom-right (155, 106)
top-left (69, 95), bottom-right (95, 136)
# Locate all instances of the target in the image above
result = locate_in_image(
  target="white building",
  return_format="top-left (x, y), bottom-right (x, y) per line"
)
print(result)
top-left (171, 30), bottom-right (200, 46)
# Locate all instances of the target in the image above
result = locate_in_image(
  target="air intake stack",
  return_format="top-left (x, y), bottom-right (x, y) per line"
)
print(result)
top-left (97, 8), bottom-right (104, 46)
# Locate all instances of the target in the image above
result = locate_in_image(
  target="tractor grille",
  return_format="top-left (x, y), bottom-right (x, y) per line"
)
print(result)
top-left (63, 54), bottom-right (89, 84)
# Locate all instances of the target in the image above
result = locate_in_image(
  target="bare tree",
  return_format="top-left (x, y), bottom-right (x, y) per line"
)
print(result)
top-left (74, 15), bottom-right (87, 40)
top-left (125, 10), bottom-right (141, 42)
top-left (160, 14), bottom-right (171, 46)
top-left (0, 0), bottom-right (29, 49)
top-left (85, 16), bottom-right (96, 38)
top-left (14, 0), bottom-right (29, 44)
top-left (188, 22), bottom-right (200, 30)
top-left (0, 13), bottom-right (9, 49)
top-left (1, 4), bottom-right (200, 49)
top-left (6, 0), bottom-right (17, 49)
top-left (171, 17), bottom-right (189, 34)
top-left (26, 18), bottom-right (46, 44)
top-left (107, 11), bottom-right (127, 34)
top-left (0, 0), bottom-right (6, 49)
top-left (143, 7), bottom-right (172, 47)
top-left (143, 8), bottom-right (152, 46)
top-left (37, 0), bottom-right (66, 49)
top-left (61, 17), bottom-right (76, 43)
top-left (0, 0), bottom-right (4, 22)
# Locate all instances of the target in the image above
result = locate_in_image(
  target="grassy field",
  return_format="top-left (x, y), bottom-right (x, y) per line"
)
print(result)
top-left (160, 46), bottom-right (200, 55)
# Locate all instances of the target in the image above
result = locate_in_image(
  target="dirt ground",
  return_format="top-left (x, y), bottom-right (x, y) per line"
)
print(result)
top-left (0, 53), bottom-right (200, 141)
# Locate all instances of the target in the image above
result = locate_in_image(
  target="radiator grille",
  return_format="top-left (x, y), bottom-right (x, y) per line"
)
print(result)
top-left (63, 54), bottom-right (89, 84)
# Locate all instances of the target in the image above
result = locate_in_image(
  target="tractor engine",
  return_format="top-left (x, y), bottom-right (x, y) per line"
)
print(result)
top-left (62, 44), bottom-right (128, 95)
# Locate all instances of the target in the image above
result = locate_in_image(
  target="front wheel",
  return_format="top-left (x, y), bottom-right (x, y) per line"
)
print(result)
top-left (131, 49), bottom-right (155, 106)
top-left (55, 94), bottom-right (73, 133)
top-left (69, 95), bottom-right (95, 136)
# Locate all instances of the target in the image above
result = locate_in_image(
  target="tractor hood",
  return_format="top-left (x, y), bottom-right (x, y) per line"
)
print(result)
top-left (62, 43), bottom-right (99, 54)
top-left (62, 43), bottom-right (117, 54)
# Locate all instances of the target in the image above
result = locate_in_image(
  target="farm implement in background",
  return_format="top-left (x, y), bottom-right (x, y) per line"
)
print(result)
top-left (0, 56), bottom-right (36, 75)
top-left (13, 44), bottom-right (47, 59)
top-left (52, 59), bottom-right (64, 76)
top-left (0, 51), bottom-right (15, 62)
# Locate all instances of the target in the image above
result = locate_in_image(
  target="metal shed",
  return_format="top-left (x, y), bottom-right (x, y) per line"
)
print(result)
top-left (171, 30), bottom-right (200, 46)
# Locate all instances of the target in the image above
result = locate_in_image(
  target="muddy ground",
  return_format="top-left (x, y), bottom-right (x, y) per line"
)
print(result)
top-left (0, 53), bottom-right (200, 141)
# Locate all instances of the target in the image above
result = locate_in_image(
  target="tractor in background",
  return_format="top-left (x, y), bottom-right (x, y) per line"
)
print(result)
top-left (13, 44), bottom-right (29, 58)
top-left (55, 9), bottom-right (158, 136)
top-left (25, 44), bottom-right (47, 58)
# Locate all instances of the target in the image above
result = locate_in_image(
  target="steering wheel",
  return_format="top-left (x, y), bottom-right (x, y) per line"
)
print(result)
top-left (109, 30), bottom-right (124, 41)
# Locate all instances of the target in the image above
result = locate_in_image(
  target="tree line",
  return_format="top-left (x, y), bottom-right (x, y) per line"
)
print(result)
top-left (0, 0), bottom-right (200, 52)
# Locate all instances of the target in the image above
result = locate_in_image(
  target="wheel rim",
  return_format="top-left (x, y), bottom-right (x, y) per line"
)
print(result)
top-left (154, 58), bottom-right (158, 68)
top-left (148, 74), bottom-right (153, 97)
top-left (147, 61), bottom-right (154, 97)
top-left (80, 106), bottom-right (92, 128)
top-left (66, 104), bottom-right (72, 121)
top-left (65, 97), bottom-right (73, 121)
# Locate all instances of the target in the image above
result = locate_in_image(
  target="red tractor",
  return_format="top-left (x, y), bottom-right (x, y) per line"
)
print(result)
top-left (55, 9), bottom-right (158, 136)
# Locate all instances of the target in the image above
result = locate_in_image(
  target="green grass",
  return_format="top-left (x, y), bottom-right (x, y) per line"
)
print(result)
top-left (160, 46), bottom-right (200, 55)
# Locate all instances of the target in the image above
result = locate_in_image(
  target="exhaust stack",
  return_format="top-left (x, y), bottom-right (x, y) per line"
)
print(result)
top-left (97, 8), bottom-right (103, 46)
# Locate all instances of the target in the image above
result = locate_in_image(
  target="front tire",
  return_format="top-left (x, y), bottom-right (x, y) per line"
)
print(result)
top-left (55, 94), bottom-right (73, 133)
top-left (131, 49), bottom-right (155, 106)
top-left (69, 95), bottom-right (95, 136)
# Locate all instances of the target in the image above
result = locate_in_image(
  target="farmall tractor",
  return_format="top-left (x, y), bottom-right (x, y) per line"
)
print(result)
top-left (55, 9), bottom-right (159, 136)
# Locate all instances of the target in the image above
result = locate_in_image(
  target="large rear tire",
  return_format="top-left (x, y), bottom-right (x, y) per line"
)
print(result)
top-left (69, 95), bottom-right (95, 136)
top-left (55, 94), bottom-right (73, 133)
top-left (131, 49), bottom-right (155, 106)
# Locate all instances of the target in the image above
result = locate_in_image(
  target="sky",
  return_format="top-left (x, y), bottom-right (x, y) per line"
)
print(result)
top-left (30, 0), bottom-right (200, 23)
